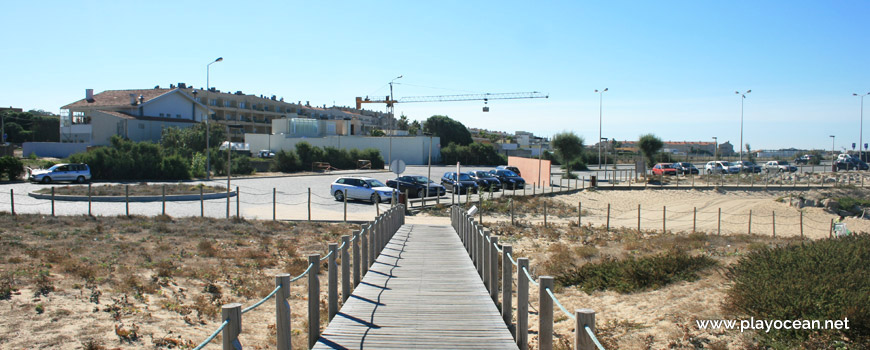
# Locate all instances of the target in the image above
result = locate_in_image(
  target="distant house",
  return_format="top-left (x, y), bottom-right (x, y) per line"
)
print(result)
top-left (60, 88), bottom-right (211, 146)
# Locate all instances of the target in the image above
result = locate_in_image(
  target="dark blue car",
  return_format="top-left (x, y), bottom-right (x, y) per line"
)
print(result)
top-left (441, 172), bottom-right (479, 194)
top-left (488, 169), bottom-right (525, 190)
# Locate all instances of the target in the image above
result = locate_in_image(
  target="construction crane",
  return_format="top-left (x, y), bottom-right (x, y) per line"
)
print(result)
top-left (355, 91), bottom-right (548, 112)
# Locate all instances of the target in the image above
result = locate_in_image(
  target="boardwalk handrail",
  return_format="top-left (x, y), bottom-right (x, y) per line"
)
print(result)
top-left (451, 205), bottom-right (606, 350)
top-left (190, 204), bottom-right (406, 350)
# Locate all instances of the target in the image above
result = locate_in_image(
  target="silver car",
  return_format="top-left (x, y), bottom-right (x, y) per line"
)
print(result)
top-left (29, 163), bottom-right (91, 184)
top-left (330, 177), bottom-right (397, 203)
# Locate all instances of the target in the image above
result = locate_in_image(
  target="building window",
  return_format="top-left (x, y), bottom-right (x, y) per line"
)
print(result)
top-left (225, 100), bottom-right (231, 107)
top-left (239, 102), bottom-right (246, 109)
top-left (209, 99), bottom-right (217, 106)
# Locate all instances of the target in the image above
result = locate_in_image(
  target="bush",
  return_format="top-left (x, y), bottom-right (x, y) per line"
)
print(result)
top-left (0, 156), bottom-right (24, 181)
top-left (212, 151), bottom-right (255, 176)
top-left (441, 142), bottom-right (506, 165)
top-left (555, 251), bottom-right (717, 294)
top-left (273, 143), bottom-right (384, 172)
top-left (190, 152), bottom-right (206, 178)
top-left (69, 136), bottom-right (191, 180)
top-left (725, 234), bottom-right (870, 347)
top-left (160, 154), bottom-right (191, 180)
top-left (271, 150), bottom-right (301, 172)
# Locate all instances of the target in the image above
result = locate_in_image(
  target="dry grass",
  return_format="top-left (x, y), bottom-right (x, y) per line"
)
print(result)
top-left (0, 213), bottom-right (356, 349)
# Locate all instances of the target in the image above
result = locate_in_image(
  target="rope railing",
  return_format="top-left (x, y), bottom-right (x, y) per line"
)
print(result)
top-left (241, 285), bottom-right (282, 314)
top-left (546, 287), bottom-right (575, 320)
top-left (192, 320), bottom-right (229, 350)
top-left (585, 326), bottom-right (606, 350)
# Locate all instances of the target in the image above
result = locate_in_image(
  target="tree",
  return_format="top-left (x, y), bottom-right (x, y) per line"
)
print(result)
top-left (397, 114), bottom-right (410, 131)
top-left (423, 115), bottom-right (472, 147)
top-left (638, 134), bottom-right (664, 168)
top-left (369, 129), bottom-right (386, 137)
top-left (745, 143), bottom-right (755, 162)
top-left (408, 120), bottom-right (421, 136)
top-left (551, 132), bottom-right (585, 165)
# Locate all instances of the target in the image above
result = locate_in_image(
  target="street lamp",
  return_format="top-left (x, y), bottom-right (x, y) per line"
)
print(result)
top-left (388, 75), bottom-right (403, 167)
top-left (736, 89), bottom-right (751, 162)
top-left (600, 137), bottom-right (608, 180)
top-left (830, 135), bottom-right (836, 172)
top-left (206, 57), bottom-right (223, 180)
top-left (712, 136), bottom-right (718, 159)
top-left (425, 132), bottom-right (433, 198)
top-left (853, 92), bottom-right (870, 161)
top-left (595, 88), bottom-right (608, 169)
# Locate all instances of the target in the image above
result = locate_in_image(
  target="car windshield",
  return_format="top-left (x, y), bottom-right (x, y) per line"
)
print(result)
top-left (779, 161), bottom-right (790, 165)
top-left (366, 179), bottom-right (387, 188)
top-left (719, 162), bottom-right (731, 166)
top-left (411, 176), bottom-right (431, 183)
top-left (661, 164), bottom-right (674, 169)
top-left (474, 171), bottom-right (489, 177)
top-left (48, 164), bottom-right (63, 171)
top-left (457, 174), bottom-right (472, 181)
top-left (500, 170), bottom-right (518, 177)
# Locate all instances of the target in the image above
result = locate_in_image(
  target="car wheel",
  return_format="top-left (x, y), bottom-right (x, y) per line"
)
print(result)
top-left (41, 177), bottom-right (51, 184)
top-left (76, 176), bottom-right (85, 184)
top-left (417, 189), bottom-right (425, 198)
top-left (370, 193), bottom-right (380, 204)
top-left (334, 190), bottom-right (344, 201)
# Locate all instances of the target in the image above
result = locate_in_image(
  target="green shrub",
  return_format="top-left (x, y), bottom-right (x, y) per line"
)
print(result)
top-left (69, 136), bottom-right (191, 180)
top-left (836, 197), bottom-right (870, 212)
top-left (725, 234), bottom-right (870, 347)
top-left (555, 251), bottom-right (717, 294)
top-left (441, 142), bottom-right (506, 165)
top-left (278, 142), bottom-right (383, 172)
top-left (160, 154), bottom-right (191, 180)
top-left (212, 151), bottom-right (255, 176)
top-left (190, 152), bottom-right (206, 178)
top-left (0, 156), bottom-right (24, 181)
top-left (271, 150), bottom-right (301, 172)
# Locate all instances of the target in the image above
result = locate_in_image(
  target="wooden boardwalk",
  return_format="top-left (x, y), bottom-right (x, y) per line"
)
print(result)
top-left (314, 224), bottom-right (518, 350)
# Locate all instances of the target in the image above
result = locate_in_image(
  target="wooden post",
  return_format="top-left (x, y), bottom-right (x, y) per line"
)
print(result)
top-left (693, 207), bottom-right (697, 233)
top-left (87, 183), bottom-right (92, 216)
top-left (578, 201), bottom-right (582, 227)
top-left (328, 243), bottom-right (338, 321)
top-left (9, 189), bottom-right (14, 216)
top-left (276, 274), bottom-right (291, 350)
top-left (125, 185), bottom-right (129, 216)
top-left (369, 221), bottom-right (376, 265)
top-left (517, 258), bottom-right (530, 350)
top-left (352, 231), bottom-right (361, 287)
top-left (533, 185), bottom-right (536, 196)
top-left (718, 208), bottom-right (722, 235)
top-left (606, 203), bottom-right (610, 232)
top-left (308, 254), bottom-right (320, 349)
top-left (502, 245), bottom-right (514, 336)
top-left (772, 211), bottom-right (776, 237)
top-left (544, 202), bottom-right (548, 228)
top-left (637, 204), bottom-right (641, 232)
top-left (829, 218), bottom-right (834, 238)
top-left (341, 235), bottom-right (351, 303)
top-left (479, 191), bottom-right (483, 224)
top-left (343, 189), bottom-right (348, 222)
top-left (236, 187), bottom-right (240, 219)
top-left (490, 236), bottom-right (499, 304)
top-left (162, 185), bottom-right (166, 216)
top-left (539, 276), bottom-right (554, 350)
top-left (800, 211), bottom-right (804, 239)
top-left (361, 226), bottom-right (369, 276)
top-left (662, 205), bottom-right (666, 233)
top-left (748, 210), bottom-right (752, 235)
top-left (308, 188), bottom-right (311, 221)
top-left (575, 309), bottom-right (596, 350)
top-left (479, 226), bottom-right (486, 280)
top-left (51, 187), bottom-right (55, 217)
top-left (221, 303), bottom-right (242, 350)
top-left (510, 199), bottom-right (515, 226)
top-left (200, 186), bottom-right (204, 217)
top-left (272, 188), bottom-right (276, 221)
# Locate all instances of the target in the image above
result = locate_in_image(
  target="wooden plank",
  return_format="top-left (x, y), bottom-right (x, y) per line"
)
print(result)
top-left (314, 224), bottom-right (518, 350)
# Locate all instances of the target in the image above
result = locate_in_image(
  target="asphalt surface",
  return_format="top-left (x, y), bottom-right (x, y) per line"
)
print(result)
top-left (0, 162), bottom-right (844, 221)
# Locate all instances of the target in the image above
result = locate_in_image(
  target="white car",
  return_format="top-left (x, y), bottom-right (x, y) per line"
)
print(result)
top-left (705, 161), bottom-right (739, 174)
top-left (330, 176), bottom-right (397, 203)
top-left (763, 160), bottom-right (798, 173)
top-left (258, 150), bottom-right (276, 158)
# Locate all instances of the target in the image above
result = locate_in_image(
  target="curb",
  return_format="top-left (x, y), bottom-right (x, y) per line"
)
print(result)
top-left (28, 191), bottom-right (237, 203)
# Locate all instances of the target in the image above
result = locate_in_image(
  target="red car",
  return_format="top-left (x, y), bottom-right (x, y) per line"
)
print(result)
top-left (652, 163), bottom-right (678, 176)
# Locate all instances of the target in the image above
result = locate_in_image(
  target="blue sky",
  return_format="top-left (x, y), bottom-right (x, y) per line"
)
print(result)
top-left (2, 1), bottom-right (868, 151)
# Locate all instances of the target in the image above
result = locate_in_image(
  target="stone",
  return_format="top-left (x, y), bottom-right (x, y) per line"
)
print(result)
top-left (804, 199), bottom-right (816, 207)
top-left (823, 199), bottom-right (839, 212)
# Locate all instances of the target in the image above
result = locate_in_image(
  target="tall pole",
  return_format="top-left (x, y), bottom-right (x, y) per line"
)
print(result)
top-left (227, 125), bottom-right (231, 218)
top-left (427, 135), bottom-right (432, 198)
top-left (712, 136), bottom-right (718, 160)
top-left (736, 90), bottom-right (751, 163)
top-left (831, 135), bottom-right (836, 170)
top-left (388, 75), bottom-right (403, 167)
top-left (206, 57), bottom-right (223, 180)
top-left (595, 88), bottom-right (608, 169)
top-left (854, 93), bottom-right (870, 161)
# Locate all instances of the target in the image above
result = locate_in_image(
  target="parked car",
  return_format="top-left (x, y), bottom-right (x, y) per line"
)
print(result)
top-left (763, 160), bottom-right (798, 173)
top-left (836, 157), bottom-right (869, 171)
top-left (441, 172), bottom-right (480, 194)
top-left (330, 177), bottom-right (396, 203)
top-left (732, 161), bottom-right (762, 173)
top-left (28, 163), bottom-right (91, 184)
top-left (258, 150), bottom-right (276, 158)
top-left (487, 169), bottom-right (526, 190)
top-left (652, 163), bottom-right (678, 176)
top-left (671, 162), bottom-right (699, 175)
top-left (467, 171), bottom-right (501, 191)
top-left (794, 154), bottom-right (814, 165)
top-left (495, 165), bottom-right (522, 177)
top-left (705, 161), bottom-right (739, 174)
top-left (385, 175), bottom-right (446, 198)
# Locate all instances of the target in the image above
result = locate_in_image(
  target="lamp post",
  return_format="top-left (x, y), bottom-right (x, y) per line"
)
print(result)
top-left (600, 137), bottom-right (608, 181)
top-left (853, 92), bottom-right (870, 162)
top-left (426, 133), bottom-right (433, 198)
top-left (206, 57), bottom-right (223, 180)
top-left (735, 89), bottom-right (751, 162)
top-left (830, 135), bottom-right (836, 172)
top-left (388, 75), bottom-right (403, 167)
top-left (712, 136), bottom-right (718, 160)
top-left (595, 88), bottom-right (608, 169)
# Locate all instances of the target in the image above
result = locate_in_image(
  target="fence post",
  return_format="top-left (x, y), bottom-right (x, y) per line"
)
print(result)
top-left (479, 226), bottom-right (486, 280)
top-left (544, 202), bottom-right (548, 228)
top-left (517, 258), bottom-right (530, 350)
top-left (718, 208), bottom-right (722, 235)
top-left (236, 187), bottom-right (240, 219)
top-left (276, 273), bottom-right (291, 350)
top-left (490, 236), bottom-right (499, 304)
top-left (125, 185), bottom-right (129, 216)
top-left (511, 199), bottom-right (515, 226)
top-left (539, 276), bottom-right (554, 350)
top-left (308, 188), bottom-right (312, 221)
top-left (341, 235), bottom-right (351, 303)
top-left (693, 207), bottom-right (697, 233)
top-left (369, 221), bottom-right (376, 265)
top-left (221, 303), bottom-right (242, 350)
top-left (637, 204), bottom-right (641, 232)
top-left (829, 218), bottom-right (833, 238)
top-left (328, 243), bottom-right (338, 321)
top-left (575, 309), bottom-right (596, 350)
top-left (343, 189), bottom-right (348, 222)
top-left (308, 254), bottom-right (320, 349)
top-left (361, 225), bottom-right (369, 276)
top-left (88, 184), bottom-right (92, 216)
top-left (162, 185), bottom-right (166, 216)
top-left (662, 205), bottom-right (666, 233)
top-left (352, 231), bottom-right (361, 287)
top-left (578, 201), bottom-right (582, 227)
top-left (51, 187), bottom-right (55, 217)
top-left (502, 245), bottom-right (514, 336)
top-left (10, 189), bottom-right (14, 216)
top-left (800, 211), bottom-right (804, 239)
top-left (273, 188), bottom-right (276, 221)
top-left (605, 203), bottom-right (610, 232)
top-left (479, 191), bottom-right (483, 224)
top-left (200, 186), bottom-right (204, 217)
top-left (748, 210), bottom-right (752, 235)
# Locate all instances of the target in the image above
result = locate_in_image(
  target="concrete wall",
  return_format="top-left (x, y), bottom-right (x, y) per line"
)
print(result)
top-left (23, 142), bottom-right (89, 158)
top-left (508, 156), bottom-right (551, 187)
top-left (89, 112), bottom-right (124, 146)
top-left (245, 134), bottom-right (441, 165)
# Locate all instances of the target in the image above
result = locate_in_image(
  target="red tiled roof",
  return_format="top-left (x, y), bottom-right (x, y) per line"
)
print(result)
top-left (62, 89), bottom-right (173, 109)
top-left (96, 110), bottom-right (197, 124)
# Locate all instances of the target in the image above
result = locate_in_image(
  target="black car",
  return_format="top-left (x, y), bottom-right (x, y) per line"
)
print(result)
top-left (672, 162), bottom-right (700, 175)
top-left (385, 175), bottom-right (446, 198)
top-left (496, 165), bottom-right (522, 177)
top-left (441, 172), bottom-right (479, 194)
top-left (488, 169), bottom-right (525, 190)
top-left (836, 158), bottom-right (870, 171)
top-left (467, 171), bottom-right (501, 191)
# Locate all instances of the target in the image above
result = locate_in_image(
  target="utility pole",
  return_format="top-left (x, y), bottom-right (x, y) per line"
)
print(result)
top-left (595, 88), bottom-right (608, 169)
top-left (736, 89), bottom-right (751, 163)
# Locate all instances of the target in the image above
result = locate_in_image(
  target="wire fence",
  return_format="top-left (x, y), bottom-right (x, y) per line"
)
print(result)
top-left (452, 206), bottom-right (604, 350)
